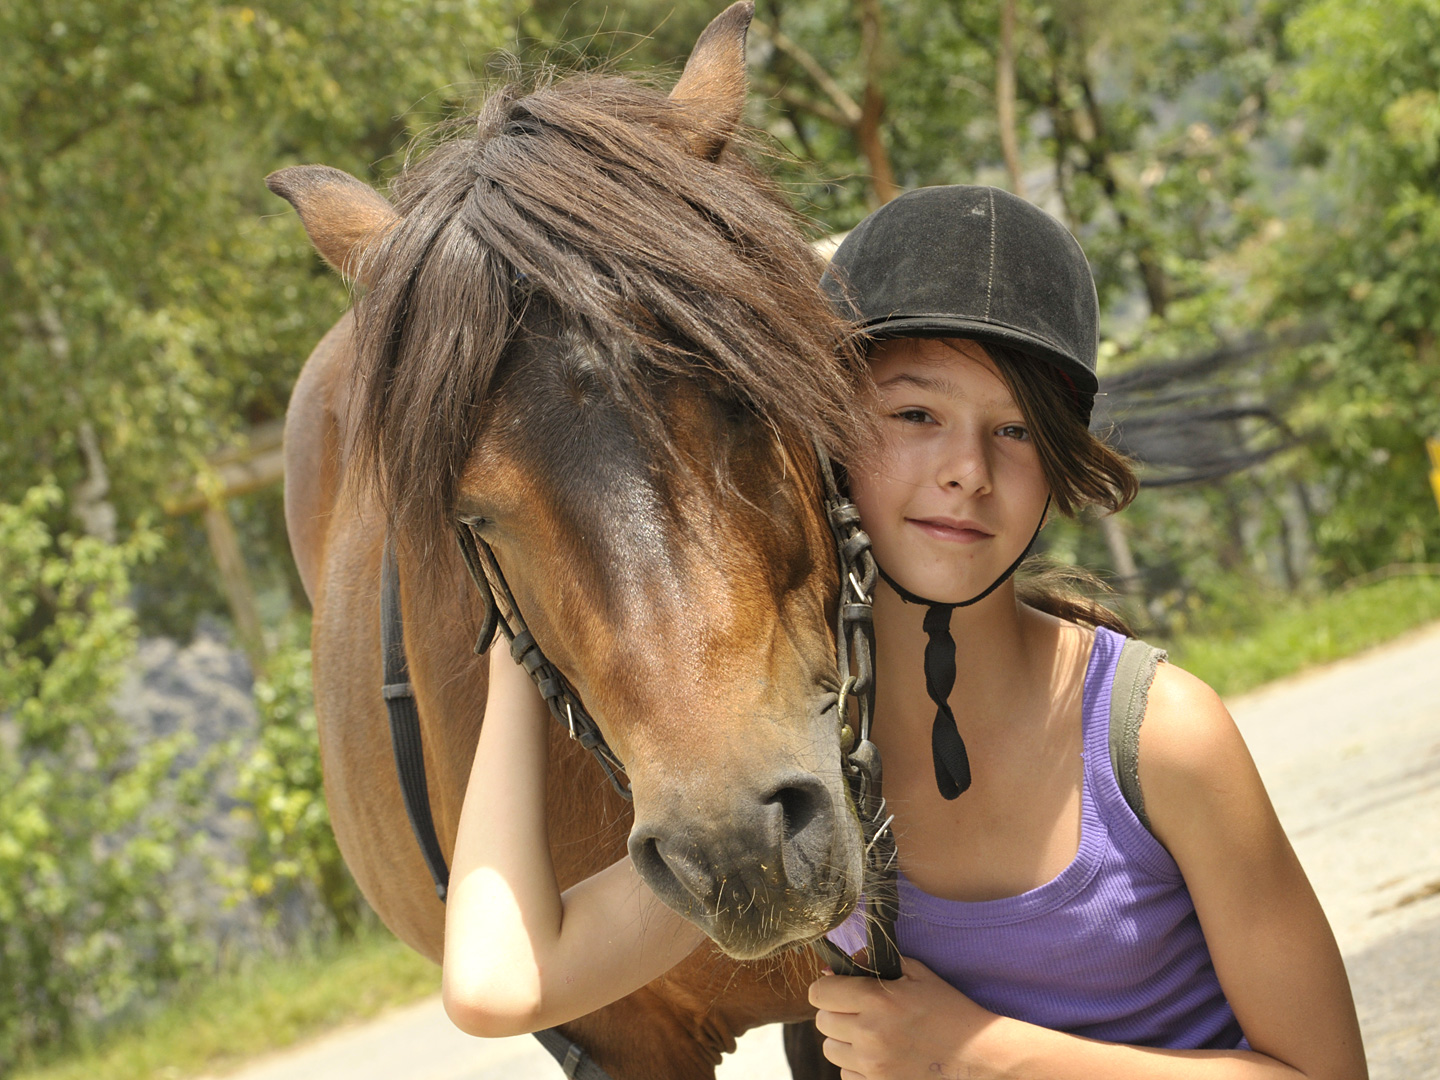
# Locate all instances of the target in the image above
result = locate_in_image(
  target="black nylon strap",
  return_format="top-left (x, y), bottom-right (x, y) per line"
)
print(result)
top-left (381, 540), bottom-right (451, 900)
top-left (923, 603), bottom-right (970, 798)
top-left (874, 496), bottom-right (1051, 800)
top-left (533, 1027), bottom-right (618, 1080)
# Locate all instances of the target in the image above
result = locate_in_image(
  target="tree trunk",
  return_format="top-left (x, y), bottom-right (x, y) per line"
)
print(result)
top-left (856, 0), bottom-right (899, 205)
top-left (997, 0), bottom-right (1027, 199)
top-left (1096, 512), bottom-right (1144, 621)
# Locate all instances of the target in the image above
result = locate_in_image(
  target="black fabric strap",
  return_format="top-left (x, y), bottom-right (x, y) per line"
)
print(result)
top-left (533, 1027), bottom-right (618, 1080)
top-left (875, 496), bottom-right (1051, 800)
top-left (922, 603), bottom-right (969, 798)
top-left (380, 540), bottom-right (451, 901)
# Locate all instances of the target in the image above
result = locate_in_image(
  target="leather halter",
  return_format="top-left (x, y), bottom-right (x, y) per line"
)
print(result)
top-left (453, 519), bottom-right (632, 800)
top-left (377, 443), bottom-right (901, 1076)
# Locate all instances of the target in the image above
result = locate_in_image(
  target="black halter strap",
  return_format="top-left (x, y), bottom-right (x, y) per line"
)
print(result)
top-left (874, 496), bottom-right (1050, 800)
top-left (380, 539), bottom-right (451, 900)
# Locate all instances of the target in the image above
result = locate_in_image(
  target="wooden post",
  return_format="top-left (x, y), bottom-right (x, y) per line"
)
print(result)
top-left (203, 499), bottom-right (267, 674)
top-left (163, 421), bottom-right (285, 674)
top-left (1096, 512), bottom-right (1144, 620)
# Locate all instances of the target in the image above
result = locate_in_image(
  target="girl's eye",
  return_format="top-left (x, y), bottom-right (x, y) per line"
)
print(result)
top-left (997, 424), bottom-right (1030, 441)
top-left (893, 408), bottom-right (934, 424)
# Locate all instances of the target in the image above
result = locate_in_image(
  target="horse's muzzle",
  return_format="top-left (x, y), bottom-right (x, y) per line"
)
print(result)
top-left (627, 767), bottom-right (863, 958)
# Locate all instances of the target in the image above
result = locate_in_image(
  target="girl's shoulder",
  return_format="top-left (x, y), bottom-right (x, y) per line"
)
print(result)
top-left (1136, 659), bottom-right (1268, 853)
top-left (1143, 661), bottom-right (1239, 779)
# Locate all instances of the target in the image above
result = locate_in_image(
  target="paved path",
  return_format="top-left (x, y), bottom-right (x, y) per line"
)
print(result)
top-left (216, 623), bottom-right (1440, 1080)
top-left (1226, 622), bottom-right (1440, 1077)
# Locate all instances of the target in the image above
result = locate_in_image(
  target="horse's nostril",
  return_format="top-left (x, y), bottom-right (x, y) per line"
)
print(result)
top-left (629, 827), bottom-right (712, 913)
top-left (772, 778), bottom-right (824, 838)
top-left (764, 773), bottom-right (834, 880)
top-left (630, 833), bottom-right (664, 881)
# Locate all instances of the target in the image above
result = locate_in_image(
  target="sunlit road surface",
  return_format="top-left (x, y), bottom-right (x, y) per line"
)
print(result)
top-left (214, 622), bottom-right (1440, 1080)
top-left (1227, 621), bottom-right (1440, 1077)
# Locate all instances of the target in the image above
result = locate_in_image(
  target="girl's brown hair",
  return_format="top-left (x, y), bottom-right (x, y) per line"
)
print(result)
top-left (985, 343), bottom-right (1140, 636)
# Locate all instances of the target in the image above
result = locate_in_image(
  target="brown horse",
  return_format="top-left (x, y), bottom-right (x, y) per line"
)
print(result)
top-left (271, 5), bottom-right (861, 1076)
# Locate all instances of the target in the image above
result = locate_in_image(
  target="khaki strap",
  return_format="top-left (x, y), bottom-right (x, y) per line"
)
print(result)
top-left (1107, 637), bottom-right (1167, 833)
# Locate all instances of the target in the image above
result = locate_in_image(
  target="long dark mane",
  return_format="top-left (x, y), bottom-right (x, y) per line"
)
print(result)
top-left (352, 69), bottom-right (866, 546)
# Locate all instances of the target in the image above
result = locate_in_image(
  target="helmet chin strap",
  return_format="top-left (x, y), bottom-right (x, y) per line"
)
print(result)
top-left (873, 495), bottom-right (1051, 800)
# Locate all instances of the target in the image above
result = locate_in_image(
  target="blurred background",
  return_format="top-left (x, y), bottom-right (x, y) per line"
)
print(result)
top-left (2, 0), bottom-right (1438, 1077)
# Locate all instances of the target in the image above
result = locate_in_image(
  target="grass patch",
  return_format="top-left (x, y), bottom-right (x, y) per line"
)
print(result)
top-left (1162, 572), bottom-right (1440, 698)
top-left (13, 930), bottom-right (438, 1080)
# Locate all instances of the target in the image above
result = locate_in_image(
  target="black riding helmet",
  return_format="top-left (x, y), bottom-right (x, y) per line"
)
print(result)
top-left (821, 185), bottom-right (1102, 800)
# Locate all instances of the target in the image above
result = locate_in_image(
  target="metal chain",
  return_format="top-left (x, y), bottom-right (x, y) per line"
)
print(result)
top-left (813, 444), bottom-right (900, 981)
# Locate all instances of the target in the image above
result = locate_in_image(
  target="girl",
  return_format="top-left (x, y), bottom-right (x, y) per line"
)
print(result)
top-left (442, 186), bottom-right (1366, 1079)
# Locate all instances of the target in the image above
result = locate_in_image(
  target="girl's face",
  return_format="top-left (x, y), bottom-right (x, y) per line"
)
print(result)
top-left (850, 337), bottom-right (1050, 605)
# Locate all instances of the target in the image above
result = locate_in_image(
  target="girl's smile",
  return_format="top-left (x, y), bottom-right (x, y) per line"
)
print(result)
top-left (906, 516), bottom-right (994, 544)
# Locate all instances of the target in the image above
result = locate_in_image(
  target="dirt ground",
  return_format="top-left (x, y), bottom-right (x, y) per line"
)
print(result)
top-left (215, 621), bottom-right (1440, 1080)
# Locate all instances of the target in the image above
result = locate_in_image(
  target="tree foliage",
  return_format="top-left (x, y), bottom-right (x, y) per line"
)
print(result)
top-left (0, 0), bottom-right (509, 627)
top-left (229, 616), bottom-right (363, 939)
top-left (0, 0), bottom-right (507, 1061)
top-left (1263, 0), bottom-right (1440, 574)
top-left (4, 0), bottom-right (1440, 1061)
top-left (0, 485), bottom-right (208, 1065)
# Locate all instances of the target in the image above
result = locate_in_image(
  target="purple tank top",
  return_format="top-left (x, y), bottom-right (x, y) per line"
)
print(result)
top-left (828, 626), bottom-right (1246, 1050)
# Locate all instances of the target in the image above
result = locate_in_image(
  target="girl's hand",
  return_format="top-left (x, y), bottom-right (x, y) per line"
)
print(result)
top-left (809, 956), bottom-right (1003, 1079)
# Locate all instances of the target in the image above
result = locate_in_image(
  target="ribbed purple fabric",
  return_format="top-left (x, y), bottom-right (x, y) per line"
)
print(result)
top-left (828, 626), bottom-right (1246, 1050)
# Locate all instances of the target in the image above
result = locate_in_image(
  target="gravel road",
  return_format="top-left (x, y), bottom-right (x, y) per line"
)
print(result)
top-left (214, 621), bottom-right (1440, 1080)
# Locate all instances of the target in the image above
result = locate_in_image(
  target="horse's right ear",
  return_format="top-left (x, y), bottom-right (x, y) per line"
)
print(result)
top-left (265, 165), bottom-right (399, 286)
top-left (669, 1), bottom-right (754, 161)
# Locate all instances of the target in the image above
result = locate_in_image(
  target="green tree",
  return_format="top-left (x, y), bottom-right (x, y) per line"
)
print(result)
top-left (1260, 0), bottom-right (1440, 574)
top-left (230, 615), bottom-right (363, 938)
top-left (0, 0), bottom-right (509, 633)
top-left (0, 2), bottom-right (510, 1058)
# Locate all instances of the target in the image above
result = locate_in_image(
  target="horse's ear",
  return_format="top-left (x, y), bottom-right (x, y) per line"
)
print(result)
top-left (669, 1), bottom-right (754, 161)
top-left (265, 165), bottom-right (399, 286)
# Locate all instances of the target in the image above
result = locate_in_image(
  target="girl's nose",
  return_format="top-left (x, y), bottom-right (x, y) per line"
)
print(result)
top-left (938, 430), bottom-right (992, 493)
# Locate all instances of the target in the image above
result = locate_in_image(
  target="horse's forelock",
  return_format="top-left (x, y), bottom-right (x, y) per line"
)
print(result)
top-left (352, 70), bottom-right (869, 553)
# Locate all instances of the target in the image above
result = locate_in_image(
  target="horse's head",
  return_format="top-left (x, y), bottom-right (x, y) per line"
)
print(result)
top-left (267, 2), bottom-right (870, 960)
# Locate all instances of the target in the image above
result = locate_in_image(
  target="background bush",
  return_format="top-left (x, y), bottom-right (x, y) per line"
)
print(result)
top-left (0, 485), bottom-right (211, 1067)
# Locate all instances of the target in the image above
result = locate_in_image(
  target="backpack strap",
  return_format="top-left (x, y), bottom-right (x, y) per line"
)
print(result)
top-left (1107, 636), bottom-right (1167, 833)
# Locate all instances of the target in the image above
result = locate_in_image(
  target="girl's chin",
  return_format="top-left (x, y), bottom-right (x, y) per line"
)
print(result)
top-left (881, 564), bottom-right (1013, 606)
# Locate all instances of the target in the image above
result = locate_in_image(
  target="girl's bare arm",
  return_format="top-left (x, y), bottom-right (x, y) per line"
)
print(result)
top-left (442, 647), bottom-right (705, 1038)
top-left (1136, 662), bottom-right (1366, 1079)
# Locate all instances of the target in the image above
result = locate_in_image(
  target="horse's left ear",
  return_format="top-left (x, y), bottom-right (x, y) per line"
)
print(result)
top-left (669, 1), bottom-right (754, 161)
top-left (265, 165), bottom-right (399, 286)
